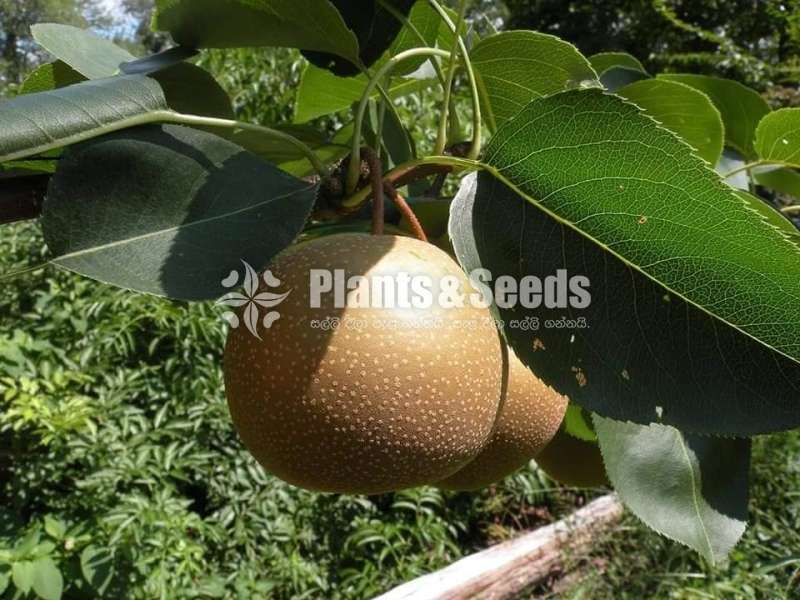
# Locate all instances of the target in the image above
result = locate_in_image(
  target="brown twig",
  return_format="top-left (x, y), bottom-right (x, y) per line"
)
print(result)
top-left (362, 147), bottom-right (385, 235)
top-left (384, 181), bottom-right (428, 242)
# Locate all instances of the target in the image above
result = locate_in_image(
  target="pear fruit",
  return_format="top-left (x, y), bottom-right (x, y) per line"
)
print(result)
top-left (437, 350), bottom-right (568, 491)
top-left (224, 234), bottom-right (504, 495)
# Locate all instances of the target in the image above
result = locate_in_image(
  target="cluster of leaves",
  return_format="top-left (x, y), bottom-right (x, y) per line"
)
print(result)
top-left (1, 0), bottom-right (800, 576)
top-left (0, 224), bottom-right (580, 598)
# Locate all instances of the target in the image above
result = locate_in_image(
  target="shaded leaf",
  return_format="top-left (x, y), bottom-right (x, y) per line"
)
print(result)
top-left (80, 546), bottom-right (114, 595)
top-left (303, 0), bottom-right (415, 76)
top-left (43, 125), bottom-right (317, 300)
top-left (594, 415), bottom-right (750, 564)
top-left (450, 90), bottom-right (800, 435)
top-left (470, 31), bottom-right (597, 129)
top-left (588, 51), bottom-right (647, 76)
top-left (660, 74), bottom-right (770, 158)
top-left (617, 78), bottom-right (724, 165)
top-left (153, 0), bottom-right (360, 64)
top-left (754, 108), bottom-right (800, 168)
top-left (599, 66), bottom-right (649, 92)
top-left (562, 404), bottom-right (596, 442)
top-left (755, 167), bottom-right (800, 199)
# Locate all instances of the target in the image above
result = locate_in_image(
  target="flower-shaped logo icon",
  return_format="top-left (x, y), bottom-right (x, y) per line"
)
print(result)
top-left (216, 261), bottom-right (291, 339)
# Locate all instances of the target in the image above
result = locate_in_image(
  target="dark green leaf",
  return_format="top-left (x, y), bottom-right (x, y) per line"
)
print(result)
top-left (660, 74), bottom-right (770, 158)
top-left (150, 63), bottom-right (234, 120)
top-left (153, 0), bottom-right (360, 64)
top-left (450, 90), bottom-right (800, 435)
top-left (364, 100), bottom-right (415, 167)
top-left (617, 78), bottom-right (724, 165)
top-left (594, 415), bottom-right (750, 564)
top-left (303, 0), bottom-right (415, 76)
top-left (80, 546), bottom-right (114, 595)
top-left (31, 558), bottom-right (62, 600)
top-left (0, 75), bottom-right (170, 164)
top-left (470, 31), bottom-right (597, 129)
top-left (563, 405), bottom-right (596, 442)
top-left (387, 0), bottom-right (444, 76)
top-left (43, 125), bottom-right (317, 300)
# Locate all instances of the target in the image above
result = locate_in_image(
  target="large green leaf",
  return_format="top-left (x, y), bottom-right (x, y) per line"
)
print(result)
top-left (660, 74), bottom-right (770, 158)
top-left (470, 31), bottom-right (597, 130)
top-left (294, 65), bottom-right (430, 123)
top-left (303, 0), bottom-right (415, 76)
top-left (588, 52), bottom-right (647, 76)
top-left (0, 75), bottom-right (171, 164)
top-left (754, 108), bottom-right (800, 168)
top-left (450, 90), bottom-right (800, 435)
top-left (594, 416), bottom-right (750, 564)
top-left (43, 125), bottom-right (317, 300)
top-left (31, 24), bottom-right (232, 120)
top-left (153, 0), bottom-right (359, 63)
top-left (31, 558), bottom-right (63, 600)
top-left (31, 23), bottom-right (134, 79)
top-left (617, 79), bottom-right (724, 165)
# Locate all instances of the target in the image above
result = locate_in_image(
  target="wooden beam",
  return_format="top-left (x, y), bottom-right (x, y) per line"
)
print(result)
top-left (374, 494), bottom-right (623, 600)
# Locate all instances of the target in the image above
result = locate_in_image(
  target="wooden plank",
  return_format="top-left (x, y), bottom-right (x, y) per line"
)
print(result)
top-left (374, 494), bottom-right (623, 600)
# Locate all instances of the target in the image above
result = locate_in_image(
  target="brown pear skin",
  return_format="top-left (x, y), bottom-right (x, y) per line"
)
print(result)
top-left (224, 234), bottom-right (504, 495)
top-left (437, 350), bottom-right (568, 491)
top-left (534, 428), bottom-right (609, 488)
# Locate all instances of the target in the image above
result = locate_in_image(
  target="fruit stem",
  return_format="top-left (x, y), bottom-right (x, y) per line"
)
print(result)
top-left (384, 181), bottom-right (429, 242)
top-left (362, 147), bottom-right (385, 235)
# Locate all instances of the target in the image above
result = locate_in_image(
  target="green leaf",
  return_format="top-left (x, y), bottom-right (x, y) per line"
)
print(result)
top-left (660, 74), bottom-right (770, 158)
top-left (734, 190), bottom-right (800, 244)
top-left (0, 75), bottom-right (171, 164)
top-left (363, 100), bottom-right (415, 167)
top-left (12, 561), bottom-right (35, 594)
top-left (470, 31), bottom-right (597, 130)
top-left (43, 125), bottom-right (317, 300)
top-left (0, 572), bottom-right (9, 595)
top-left (31, 558), bottom-right (62, 600)
top-left (153, 0), bottom-right (360, 64)
top-left (19, 61), bottom-right (84, 95)
top-left (80, 546), bottom-right (114, 595)
top-left (588, 52), bottom-right (647, 76)
top-left (562, 404), bottom-right (596, 442)
top-left (294, 65), bottom-right (430, 123)
top-left (43, 517), bottom-right (66, 541)
top-left (31, 23), bottom-right (134, 79)
top-left (450, 90), bottom-right (800, 435)
top-left (32, 25), bottom-right (232, 120)
top-left (599, 66), bottom-right (649, 92)
top-left (594, 415), bottom-right (750, 564)
top-left (754, 108), bottom-right (800, 168)
top-left (755, 167), bottom-right (800, 199)
top-left (387, 0), bottom-right (444, 76)
top-left (303, 0), bottom-right (415, 76)
top-left (230, 124), bottom-right (351, 177)
top-left (617, 78), bottom-right (724, 165)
